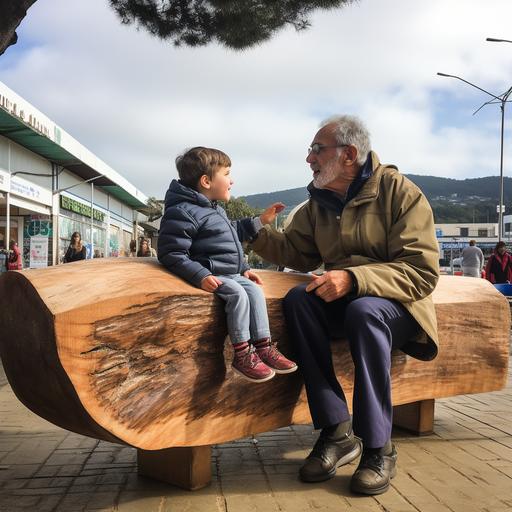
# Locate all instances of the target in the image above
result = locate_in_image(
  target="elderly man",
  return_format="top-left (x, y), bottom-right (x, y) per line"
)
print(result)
top-left (251, 115), bottom-right (439, 495)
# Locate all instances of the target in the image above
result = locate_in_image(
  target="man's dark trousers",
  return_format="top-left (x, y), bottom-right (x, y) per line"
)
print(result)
top-left (283, 283), bottom-right (419, 448)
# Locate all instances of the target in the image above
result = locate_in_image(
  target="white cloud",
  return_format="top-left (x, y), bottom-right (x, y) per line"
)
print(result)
top-left (1, 0), bottom-right (512, 197)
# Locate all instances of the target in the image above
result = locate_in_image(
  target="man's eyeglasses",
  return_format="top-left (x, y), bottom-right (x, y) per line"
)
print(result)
top-left (307, 143), bottom-right (349, 155)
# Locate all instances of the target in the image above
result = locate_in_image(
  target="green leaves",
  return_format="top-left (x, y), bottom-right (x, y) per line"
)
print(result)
top-left (108, 0), bottom-right (354, 50)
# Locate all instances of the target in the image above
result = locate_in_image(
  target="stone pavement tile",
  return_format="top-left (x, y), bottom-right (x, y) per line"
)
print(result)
top-left (269, 475), bottom-right (353, 511)
top-left (405, 464), bottom-right (509, 512)
top-left (391, 468), bottom-right (445, 505)
top-left (117, 486), bottom-right (221, 512)
top-left (116, 493), bottom-right (165, 512)
top-left (488, 462), bottom-right (512, 478)
top-left (222, 478), bottom-right (280, 511)
top-left (0, 464), bottom-right (42, 485)
top-left (58, 435), bottom-right (99, 450)
top-left (36, 494), bottom-right (63, 512)
top-left (44, 450), bottom-right (91, 467)
top-left (0, 493), bottom-right (40, 511)
top-left (52, 490), bottom-right (118, 511)
top-left (374, 485), bottom-right (423, 512)
top-left (451, 440), bottom-right (505, 462)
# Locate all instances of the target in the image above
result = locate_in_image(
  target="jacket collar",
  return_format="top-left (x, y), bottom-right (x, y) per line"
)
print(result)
top-left (165, 179), bottom-right (215, 208)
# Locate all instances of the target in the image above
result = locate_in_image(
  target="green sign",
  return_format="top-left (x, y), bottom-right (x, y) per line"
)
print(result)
top-left (60, 195), bottom-right (105, 222)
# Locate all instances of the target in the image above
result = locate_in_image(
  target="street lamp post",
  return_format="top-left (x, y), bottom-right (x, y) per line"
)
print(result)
top-left (436, 72), bottom-right (512, 241)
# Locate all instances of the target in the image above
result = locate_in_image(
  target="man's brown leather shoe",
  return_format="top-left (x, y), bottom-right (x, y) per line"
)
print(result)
top-left (299, 424), bottom-right (361, 482)
top-left (350, 445), bottom-right (397, 495)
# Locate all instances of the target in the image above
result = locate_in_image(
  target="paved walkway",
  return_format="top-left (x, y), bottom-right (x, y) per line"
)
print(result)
top-left (1, 363), bottom-right (511, 512)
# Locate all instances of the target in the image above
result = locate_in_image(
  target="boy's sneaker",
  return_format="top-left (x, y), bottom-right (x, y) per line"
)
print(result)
top-left (232, 345), bottom-right (275, 383)
top-left (255, 340), bottom-right (298, 374)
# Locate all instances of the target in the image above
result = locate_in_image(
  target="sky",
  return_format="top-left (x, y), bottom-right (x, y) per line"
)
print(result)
top-left (1, 0), bottom-right (512, 198)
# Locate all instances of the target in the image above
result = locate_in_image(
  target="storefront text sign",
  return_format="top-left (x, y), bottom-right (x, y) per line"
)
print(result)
top-left (10, 175), bottom-right (52, 206)
top-left (60, 195), bottom-right (105, 222)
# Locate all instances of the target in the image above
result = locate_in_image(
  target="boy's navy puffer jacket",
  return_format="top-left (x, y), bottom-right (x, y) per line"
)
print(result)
top-left (158, 179), bottom-right (258, 287)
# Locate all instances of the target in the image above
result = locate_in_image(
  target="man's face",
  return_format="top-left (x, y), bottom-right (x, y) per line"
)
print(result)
top-left (306, 125), bottom-right (344, 189)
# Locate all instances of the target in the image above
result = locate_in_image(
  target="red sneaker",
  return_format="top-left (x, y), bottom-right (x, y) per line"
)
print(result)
top-left (232, 345), bottom-right (275, 383)
top-left (255, 341), bottom-right (298, 374)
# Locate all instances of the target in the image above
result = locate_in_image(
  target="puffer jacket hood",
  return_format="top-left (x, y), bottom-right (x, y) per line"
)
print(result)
top-left (158, 179), bottom-right (258, 287)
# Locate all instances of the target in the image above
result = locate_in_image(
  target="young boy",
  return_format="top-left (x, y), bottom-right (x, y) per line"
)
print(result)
top-left (157, 146), bottom-right (297, 382)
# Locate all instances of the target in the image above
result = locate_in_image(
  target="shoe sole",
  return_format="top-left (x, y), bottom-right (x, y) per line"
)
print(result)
top-left (232, 366), bottom-right (276, 383)
top-left (272, 365), bottom-right (298, 375)
top-left (349, 466), bottom-right (397, 495)
top-left (300, 439), bottom-right (362, 483)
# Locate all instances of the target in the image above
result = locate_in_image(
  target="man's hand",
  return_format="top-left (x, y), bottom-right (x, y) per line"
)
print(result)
top-left (200, 275), bottom-right (223, 292)
top-left (260, 202), bottom-right (285, 225)
top-left (243, 270), bottom-right (263, 285)
top-left (305, 270), bottom-right (354, 302)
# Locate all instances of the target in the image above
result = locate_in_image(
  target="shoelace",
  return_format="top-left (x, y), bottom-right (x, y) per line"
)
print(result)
top-left (309, 432), bottom-right (352, 459)
top-left (238, 346), bottom-right (260, 368)
top-left (258, 343), bottom-right (280, 361)
top-left (359, 451), bottom-right (385, 471)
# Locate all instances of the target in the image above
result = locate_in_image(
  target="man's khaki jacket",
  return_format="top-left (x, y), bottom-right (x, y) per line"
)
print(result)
top-left (251, 151), bottom-right (439, 361)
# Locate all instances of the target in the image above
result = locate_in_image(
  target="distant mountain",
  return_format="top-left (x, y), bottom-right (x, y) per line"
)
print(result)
top-left (240, 175), bottom-right (512, 209)
top-left (239, 175), bottom-right (512, 224)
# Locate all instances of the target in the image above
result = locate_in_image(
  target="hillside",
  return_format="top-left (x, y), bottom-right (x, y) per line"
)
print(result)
top-left (239, 175), bottom-right (512, 223)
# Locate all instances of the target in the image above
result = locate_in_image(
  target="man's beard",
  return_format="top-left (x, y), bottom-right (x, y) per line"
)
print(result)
top-left (312, 158), bottom-right (339, 189)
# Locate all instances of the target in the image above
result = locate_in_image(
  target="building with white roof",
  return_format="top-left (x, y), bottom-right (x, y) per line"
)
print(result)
top-left (0, 81), bottom-right (150, 269)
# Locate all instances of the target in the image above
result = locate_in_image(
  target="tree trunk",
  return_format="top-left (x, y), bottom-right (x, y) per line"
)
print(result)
top-left (0, 0), bottom-right (38, 56)
top-left (0, 259), bottom-right (509, 451)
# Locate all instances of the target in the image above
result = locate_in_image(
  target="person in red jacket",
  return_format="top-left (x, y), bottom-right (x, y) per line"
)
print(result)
top-left (7, 240), bottom-right (22, 270)
top-left (485, 241), bottom-right (512, 284)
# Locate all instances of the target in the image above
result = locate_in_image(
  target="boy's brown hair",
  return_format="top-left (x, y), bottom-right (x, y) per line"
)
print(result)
top-left (176, 146), bottom-right (231, 190)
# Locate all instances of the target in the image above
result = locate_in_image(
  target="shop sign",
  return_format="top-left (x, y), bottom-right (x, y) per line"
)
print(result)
top-left (60, 195), bottom-right (105, 222)
top-left (441, 242), bottom-right (466, 249)
top-left (10, 175), bottom-right (52, 206)
top-left (29, 236), bottom-right (49, 268)
top-left (0, 86), bottom-right (53, 140)
top-left (0, 169), bottom-right (10, 193)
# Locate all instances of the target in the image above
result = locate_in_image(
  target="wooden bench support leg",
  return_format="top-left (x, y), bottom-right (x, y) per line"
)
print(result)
top-left (137, 445), bottom-right (212, 490)
top-left (393, 399), bottom-right (435, 435)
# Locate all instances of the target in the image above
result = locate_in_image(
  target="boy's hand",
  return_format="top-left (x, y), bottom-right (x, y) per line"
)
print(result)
top-left (200, 275), bottom-right (223, 292)
top-left (260, 202), bottom-right (285, 225)
top-left (243, 270), bottom-right (263, 285)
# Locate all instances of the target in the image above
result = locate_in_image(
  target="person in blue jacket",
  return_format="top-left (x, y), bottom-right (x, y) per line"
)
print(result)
top-left (158, 146), bottom-right (297, 382)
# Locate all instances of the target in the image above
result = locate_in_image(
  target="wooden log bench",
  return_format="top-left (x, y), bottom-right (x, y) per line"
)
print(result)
top-left (0, 259), bottom-right (509, 490)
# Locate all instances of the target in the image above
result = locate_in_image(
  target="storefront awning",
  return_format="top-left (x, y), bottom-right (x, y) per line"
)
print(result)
top-left (0, 108), bottom-right (147, 210)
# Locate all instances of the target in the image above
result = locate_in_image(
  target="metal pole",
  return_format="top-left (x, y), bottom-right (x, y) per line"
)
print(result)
top-left (437, 72), bottom-right (512, 242)
top-left (5, 191), bottom-right (10, 251)
top-left (499, 100), bottom-right (505, 241)
top-left (499, 87), bottom-right (512, 242)
top-left (91, 182), bottom-right (94, 258)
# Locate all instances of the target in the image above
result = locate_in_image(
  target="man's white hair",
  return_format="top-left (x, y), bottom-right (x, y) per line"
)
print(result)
top-left (320, 115), bottom-right (371, 166)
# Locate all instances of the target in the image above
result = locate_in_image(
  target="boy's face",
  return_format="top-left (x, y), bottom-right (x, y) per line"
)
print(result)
top-left (202, 166), bottom-right (233, 202)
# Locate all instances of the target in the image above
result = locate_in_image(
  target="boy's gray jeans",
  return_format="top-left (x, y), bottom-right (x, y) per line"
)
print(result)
top-left (214, 274), bottom-right (271, 344)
